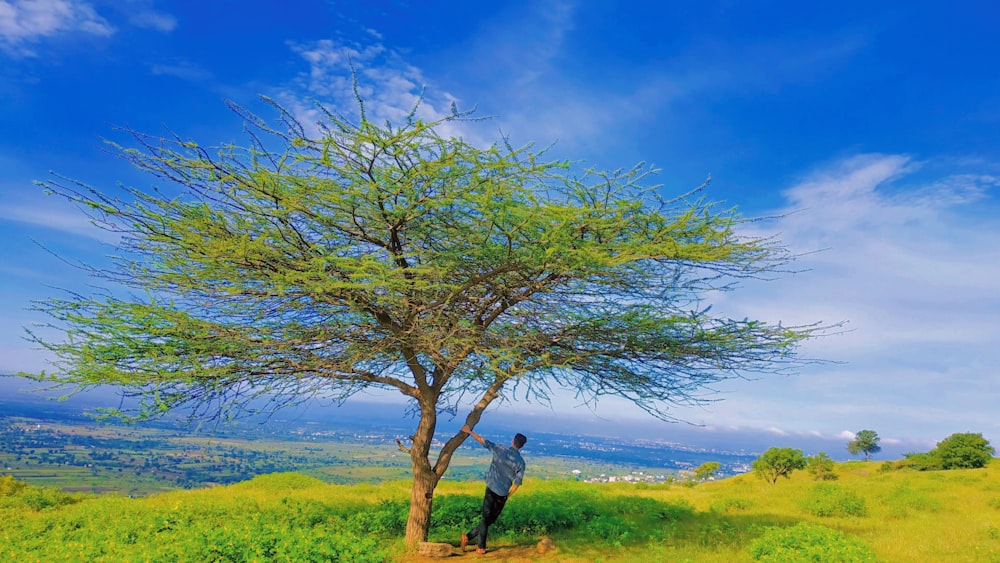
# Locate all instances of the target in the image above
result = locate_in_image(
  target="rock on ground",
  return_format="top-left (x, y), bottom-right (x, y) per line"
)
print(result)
top-left (537, 537), bottom-right (556, 554)
top-left (417, 542), bottom-right (454, 557)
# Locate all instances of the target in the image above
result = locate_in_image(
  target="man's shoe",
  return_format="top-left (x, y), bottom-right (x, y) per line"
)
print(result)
top-left (476, 548), bottom-right (486, 554)
top-left (460, 534), bottom-right (468, 550)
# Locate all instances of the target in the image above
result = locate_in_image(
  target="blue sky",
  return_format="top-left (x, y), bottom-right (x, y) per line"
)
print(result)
top-left (2, 0), bottom-right (999, 453)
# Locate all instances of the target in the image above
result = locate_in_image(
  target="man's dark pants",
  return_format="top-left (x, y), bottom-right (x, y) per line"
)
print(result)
top-left (466, 488), bottom-right (508, 550)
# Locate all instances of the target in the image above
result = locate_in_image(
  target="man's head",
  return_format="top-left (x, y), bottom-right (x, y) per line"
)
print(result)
top-left (513, 433), bottom-right (527, 449)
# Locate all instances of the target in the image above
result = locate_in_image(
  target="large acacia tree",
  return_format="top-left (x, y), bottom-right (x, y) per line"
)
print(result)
top-left (30, 98), bottom-right (820, 544)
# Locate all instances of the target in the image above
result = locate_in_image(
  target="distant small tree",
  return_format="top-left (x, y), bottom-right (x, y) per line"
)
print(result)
top-left (753, 447), bottom-right (806, 485)
top-left (694, 461), bottom-right (721, 482)
top-left (847, 430), bottom-right (881, 461)
top-left (934, 433), bottom-right (994, 469)
top-left (806, 452), bottom-right (838, 481)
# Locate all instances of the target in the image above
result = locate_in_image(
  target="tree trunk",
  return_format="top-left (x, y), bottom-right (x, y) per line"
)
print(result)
top-left (404, 399), bottom-right (440, 545)
top-left (404, 463), bottom-right (440, 545)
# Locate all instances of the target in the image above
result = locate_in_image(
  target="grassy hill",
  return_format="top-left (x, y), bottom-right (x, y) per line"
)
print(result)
top-left (3, 459), bottom-right (999, 562)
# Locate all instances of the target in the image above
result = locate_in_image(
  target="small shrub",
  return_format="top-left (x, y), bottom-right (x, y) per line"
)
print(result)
top-left (496, 490), bottom-right (599, 535)
top-left (585, 514), bottom-right (635, 546)
top-left (748, 522), bottom-right (878, 562)
top-left (0, 475), bottom-right (28, 497)
top-left (710, 497), bottom-right (754, 513)
top-left (428, 494), bottom-right (480, 530)
top-left (696, 520), bottom-right (742, 548)
top-left (349, 500), bottom-right (408, 536)
top-left (9, 485), bottom-right (82, 511)
top-left (802, 483), bottom-right (868, 517)
top-left (655, 498), bottom-right (695, 520)
top-left (807, 452), bottom-right (839, 481)
top-left (900, 452), bottom-right (943, 471)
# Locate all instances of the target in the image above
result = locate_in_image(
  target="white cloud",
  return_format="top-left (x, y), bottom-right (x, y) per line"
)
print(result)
top-left (0, 201), bottom-right (119, 243)
top-left (123, 0), bottom-right (175, 32)
top-left (0, 0), bottom-right (114, 55)
top-left (702, 154), bottom-right (1000, 441)
top-left (281, 38), bottom-right (472, 142)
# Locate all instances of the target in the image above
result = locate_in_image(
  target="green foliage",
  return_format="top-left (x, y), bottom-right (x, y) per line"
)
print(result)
top-left (884, 484), bottom-right (941, 518)
top-left (234, 472), bottom-right (328, 491)
top-left (899, 451), bottom-right (943, 471)
top-left (0, 476), bottom-right (394, 562)
top-left (935, 433), bottom-right (995, 469)
top-left (807, 452), bottom-right (839, 481)
top-left (710, 497), bottom-right (754, 513)
top-left (848, 430), bottom-right (882, 461)
top-left (32, 91), bottom-right (823, 543)
top-left (4, 465), bottom-right (1000, 561)
top-left (696, 520), bottom-right (745, 548)
top-left (753, 447), bottom-right (807, 485)
top-left (802, 483), bottom-right (869, 517)
top-left (747, 522), bottom-right (878, 562)
top-left (585, 514), bottom-right (637, 547)
top-left (694, 461), bottom-right (722, 482)
top-left (426, 494), bottom-right (480, 531)
top-left (424, 486), bottom-right (692, 549)
top-left (0, 476), bottom-right (83, 511)
top-left (0, 475), bottom-right (27, 496)
top-left (31, 99), bottom-right (819, 426)
top-left (896, 433), bottom-right (994, 472)
top-left (495, 491), bottom-right (596, 535)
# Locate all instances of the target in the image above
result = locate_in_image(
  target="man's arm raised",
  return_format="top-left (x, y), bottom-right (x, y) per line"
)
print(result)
top-left (461, 424), bottom-right (486, 446)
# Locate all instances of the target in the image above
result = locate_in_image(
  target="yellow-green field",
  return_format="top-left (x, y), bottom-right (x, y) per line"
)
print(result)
top-left (3, 459), bottom-right (999, 562)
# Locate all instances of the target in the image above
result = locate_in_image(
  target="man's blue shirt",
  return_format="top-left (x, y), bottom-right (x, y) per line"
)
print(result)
top-left (482, 439), bottom-right (525, 496)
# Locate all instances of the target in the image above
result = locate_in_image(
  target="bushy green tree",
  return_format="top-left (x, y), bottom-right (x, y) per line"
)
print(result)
top-left (694, 461), bottom-right (721, 482)
top-left (934, 433), bottom-right (994, 469)
top-left (29, 97), bottom-right (822, 544)
top-left (847, 429), bottom-right (881, 461)
top-left (806, 452), bottom-right (838, 481)
top-left (754, 448), bottom-right (807, 485)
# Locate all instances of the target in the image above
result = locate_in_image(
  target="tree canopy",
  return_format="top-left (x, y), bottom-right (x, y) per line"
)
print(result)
top-left (693, 461), bottom-right (721, 482)
top-left (935, 432), bottom-right (994, 469)
top-left (807, 452), bottom-right (838, 481)
top-left (847, 429), bottom-right (881, 461)
top-left (754, 447), bottom-right (807, 484)
top-left (29, 97), bottom-right (823, 543)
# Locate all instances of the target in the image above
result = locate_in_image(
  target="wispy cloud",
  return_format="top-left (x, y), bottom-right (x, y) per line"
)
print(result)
top-left (281, 37), bottom-right (471, 141)
top-left (735, 154), bottom-right (1000, 339)
top-left (704, 154), bottom-right (1000, 440)
top-left (150, 59), bottom-right (210, 81)
top-left (0, 0), bottom-right (175, 56)
top-left (0, 0), bottom-right (114, 55)
top-left (122, 0), bottom-right (175, 32)
top-left (0, 200), bottom-right (119, 243)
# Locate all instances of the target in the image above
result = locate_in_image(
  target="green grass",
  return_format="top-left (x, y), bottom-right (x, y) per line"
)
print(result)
top-left (3, 460), bottom-right (1000, 561)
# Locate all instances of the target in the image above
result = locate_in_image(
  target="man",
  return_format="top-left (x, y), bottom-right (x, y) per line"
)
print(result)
top-left (460, 424), bottom-right (527, 554)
